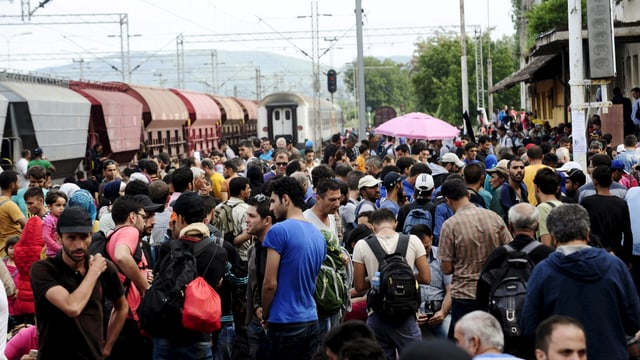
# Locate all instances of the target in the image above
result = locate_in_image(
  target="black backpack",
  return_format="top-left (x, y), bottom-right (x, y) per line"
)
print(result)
top-left (137, 237), bottom-right (216, 336)
top-left (365, 234), bottom-right (420, 321)
top-left (485, 241), bottom-right (540, 338)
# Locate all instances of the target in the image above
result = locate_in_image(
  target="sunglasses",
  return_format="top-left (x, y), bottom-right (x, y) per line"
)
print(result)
top-left (275, 162), bottom-right (288, 167)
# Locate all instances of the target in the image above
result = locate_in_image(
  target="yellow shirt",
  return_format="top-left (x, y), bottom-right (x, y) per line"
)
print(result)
top-left (523, 164), bottom-right (550, 206)
top-left (355, 154), bottom-right (367, 172)
top-left (209, 172), bottom-right (225, 201)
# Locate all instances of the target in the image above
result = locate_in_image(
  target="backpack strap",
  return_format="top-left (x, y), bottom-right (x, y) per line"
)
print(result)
top-left (364, 235), bottom-right (388, 264)
top-left (504, 241), bottom-right (541, 255)
top-left (395, 233), bottom-right (410, 257)
top-left (544, 201), bottom-right (558, 209)
top-left (520, 240), bottom-right (541, 255)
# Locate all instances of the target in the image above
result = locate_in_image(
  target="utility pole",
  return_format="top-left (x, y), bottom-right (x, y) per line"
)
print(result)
top-left (460, 0), bottom-right (469, 133)
top-left (72, 58), bottom-right (85, 80)
top-left (255, 67), bottom-right (262, 100)
top-left (486, 0), bottom-right (493, 123)
top-left (356, 0), bottom-right (366, 141)
top-left (519, 0), bottom-right (530, 109)
top-left (568, 0), bottom-right (587, 169)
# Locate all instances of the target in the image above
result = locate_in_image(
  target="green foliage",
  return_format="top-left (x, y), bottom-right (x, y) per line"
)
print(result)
top-left (526, 0), bottom-right (587, 45)
top-left (411, 33), bottom-right (520, 126)
top-left (343, 57), bottom-right (416, 114)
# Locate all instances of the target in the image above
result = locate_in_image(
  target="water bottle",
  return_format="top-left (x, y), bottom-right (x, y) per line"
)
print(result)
top-left (370, 271), bottom-right (381, 295)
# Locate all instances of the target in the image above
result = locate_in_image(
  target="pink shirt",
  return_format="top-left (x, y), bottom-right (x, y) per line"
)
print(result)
top-left (5, 325), bottom-right (37, 360)
top-left (106, 226), bottom-right (148, 320)
top-left (42, 214), bottom-right (60, 257)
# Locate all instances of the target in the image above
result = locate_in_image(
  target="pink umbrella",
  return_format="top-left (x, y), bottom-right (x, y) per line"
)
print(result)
top-left (374, 112), bottom-right (460, 140)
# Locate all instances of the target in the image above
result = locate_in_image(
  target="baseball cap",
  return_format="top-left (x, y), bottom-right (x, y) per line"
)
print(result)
top-left (358, 175), bottom-right (381, 189)
top-left (611, 159), bottom-right (628, 174)
top-left (566, 168), bottom-right (586, 184)
top-left (134, 194), bottom-right (164, 213)
top-left (57, 206), bottom-right (93, 234)
top-left (441, 153), bottom-right (465, 168)
top-left (33, 147), bottom-right (43, 156)
top-left (383, 172), bottom-right (402, 189)
top-left (415, 173), bottom-right (435, 193)
top-left (171, 191), bottom-right (205, 220)
top-left (617, 144), bottom-right (625, 153)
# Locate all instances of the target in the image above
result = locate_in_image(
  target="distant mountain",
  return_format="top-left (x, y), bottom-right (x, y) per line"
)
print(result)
top-left (37, 50), bottom-right (412, 100)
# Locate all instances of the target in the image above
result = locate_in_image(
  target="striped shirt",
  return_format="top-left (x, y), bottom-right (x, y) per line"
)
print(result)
top-left (437, 203), bottom-right (512, 299)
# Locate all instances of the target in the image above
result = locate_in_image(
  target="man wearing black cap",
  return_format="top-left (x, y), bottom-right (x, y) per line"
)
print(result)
top-left (380, 172), bottom-right (404, 217)
top-left (31, 207), bottom-right (128, 359)
top-left (154, 191), bottom-right (228, 359)
top-left (564, 168), bottom-right (586, 202)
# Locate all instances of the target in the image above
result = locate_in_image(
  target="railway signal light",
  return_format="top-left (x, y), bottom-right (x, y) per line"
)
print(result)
top-left (327, 69), bottom-right (337, 93)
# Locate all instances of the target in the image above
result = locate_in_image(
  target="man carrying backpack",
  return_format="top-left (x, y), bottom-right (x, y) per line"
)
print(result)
top-left (303, 179), bottom-right (349, 337)
top-left (353, 209), bottom-right (431, 360)
top-left (396, 173), bottom-right (435, 234)
top-left (438, 179), bottom-right (512, 338)
top-left (151, 191), bottom-right (228, 359)
top-left (476, 203), bottom-right (554, 358)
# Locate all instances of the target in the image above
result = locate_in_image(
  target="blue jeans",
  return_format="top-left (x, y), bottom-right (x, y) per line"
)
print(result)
top-left (367, 312), bottom-right (421, 360)
top-left (247, 320), bottom-right (268, 360)
top-left (152, 338), bottom-right (213, 360)
top-left (265, 320), bottom-right (321, 360)
top-left (212, 321), bottom-right (235, 360)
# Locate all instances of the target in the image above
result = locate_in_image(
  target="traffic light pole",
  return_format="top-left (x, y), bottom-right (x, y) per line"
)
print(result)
top-left (356, 0), bottom-right (367, 142)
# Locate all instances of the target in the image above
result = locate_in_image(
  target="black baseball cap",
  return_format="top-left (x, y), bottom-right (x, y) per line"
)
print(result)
top-left (57, 206), bottom-right (93, 234)
top-left (171, 192), bottom-right (205, 220)
top-left (134, 195), bottom-right (164, 213)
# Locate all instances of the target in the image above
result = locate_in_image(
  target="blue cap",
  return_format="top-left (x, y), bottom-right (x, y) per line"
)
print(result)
top-left (611, 159), bottom-right (628, 174)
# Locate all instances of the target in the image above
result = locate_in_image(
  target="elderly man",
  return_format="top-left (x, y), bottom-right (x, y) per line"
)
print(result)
top-left (454, 311), bottom-right (520, 359)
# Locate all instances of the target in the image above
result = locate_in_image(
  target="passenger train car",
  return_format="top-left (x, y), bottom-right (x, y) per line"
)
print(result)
top-left (0, 71), bottom-right (260, 180)
top-left (257, 92), bottom-right (342, 148)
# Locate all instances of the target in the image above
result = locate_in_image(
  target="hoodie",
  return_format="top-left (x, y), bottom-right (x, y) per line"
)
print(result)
top-left (521, 247), bottom-right (640, 360)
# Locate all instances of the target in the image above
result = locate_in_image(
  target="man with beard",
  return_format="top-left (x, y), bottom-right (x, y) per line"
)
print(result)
top-left (490, 158), bottom-right (528, 223)
top-left (132, 195), bottom-right (164, 270)
top-left (262, 176), bottom-right (326, 359)
top-left (564, 168), bottom-right (586, 202)
top-left (0, 171), bottom-right (26, 249)
top-left (379, 172), bottom-right (404, 217)
top-left (31, 207), bottom-right (128, 359)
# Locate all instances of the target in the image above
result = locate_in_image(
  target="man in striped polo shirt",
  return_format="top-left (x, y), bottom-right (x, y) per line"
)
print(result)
top-left (437, 178), bottom-right (512, 338)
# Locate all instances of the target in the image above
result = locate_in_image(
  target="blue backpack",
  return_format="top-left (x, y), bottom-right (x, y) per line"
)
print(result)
top-left (402, 204), bottom-right (434, 234)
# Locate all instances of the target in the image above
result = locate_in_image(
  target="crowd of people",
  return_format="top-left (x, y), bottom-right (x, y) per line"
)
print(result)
top-left (0, 121), bottom-right (638, 359)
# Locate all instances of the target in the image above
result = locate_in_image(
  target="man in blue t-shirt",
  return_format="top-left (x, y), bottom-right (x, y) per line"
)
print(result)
top-left (262, 176), bottom-right (326, 359)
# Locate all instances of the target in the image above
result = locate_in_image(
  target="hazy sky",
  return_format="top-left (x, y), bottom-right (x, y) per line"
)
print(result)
top-left (0, 0), bottom-right (515, 71)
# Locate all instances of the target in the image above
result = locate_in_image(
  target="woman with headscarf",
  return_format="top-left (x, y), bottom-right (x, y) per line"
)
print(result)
top-left (246, 162), bottom-right (265, 196)
top-left (68, 189), bottom-right (99, 233)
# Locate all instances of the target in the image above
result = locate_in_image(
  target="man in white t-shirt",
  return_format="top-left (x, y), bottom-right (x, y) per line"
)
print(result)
top-left (15, 149), bottom-right (30, 189)
top-left (352, 208), bottom-right (431, 360)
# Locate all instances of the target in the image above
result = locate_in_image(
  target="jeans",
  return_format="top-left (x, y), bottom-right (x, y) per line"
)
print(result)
top-left (420, 314), bottom-right (451, 339)
top-left (152, 338), bottom-right (213, 360)
top-left (247, 320), bottom-right (268, 360)
top-left (449, 298), bottom-right (479, 338)
top-left (318, 312), bottom-right (342, 342)
top-left (367, 312), bottom-right (421, 360)
top-left (212, 321), bottom-right (235, 360)
top-left (265, 320), bottom-right (321, 360)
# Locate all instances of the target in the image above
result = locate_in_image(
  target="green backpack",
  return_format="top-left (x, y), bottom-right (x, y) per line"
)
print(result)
top-left (314, 230), bottom-right (349, 318)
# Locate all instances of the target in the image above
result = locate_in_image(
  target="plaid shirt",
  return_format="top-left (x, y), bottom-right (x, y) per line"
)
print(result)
top-left (437, 203), bottom-right (512, 299)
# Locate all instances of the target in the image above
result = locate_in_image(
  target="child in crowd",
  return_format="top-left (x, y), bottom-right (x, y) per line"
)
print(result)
top-left (42, 191), bottom-right (67, 258)
top-left (3, 236), bottom-right (19, 317)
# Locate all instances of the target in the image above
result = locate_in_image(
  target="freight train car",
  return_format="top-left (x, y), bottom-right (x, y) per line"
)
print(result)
top-left (0, 72), bottom-right (258, 180)
top-left (257, 92), bottom-right (342, 149)
top-left (0, 73), bottom-right (91, 175)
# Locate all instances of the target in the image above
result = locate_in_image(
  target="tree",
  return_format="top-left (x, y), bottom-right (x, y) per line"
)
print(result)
top-left (411, 33), bottom-right (519, 126)
top-left (343, 57), bottom-right (415, 114)
top-left (526, 0), bottom-right (587, 46)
